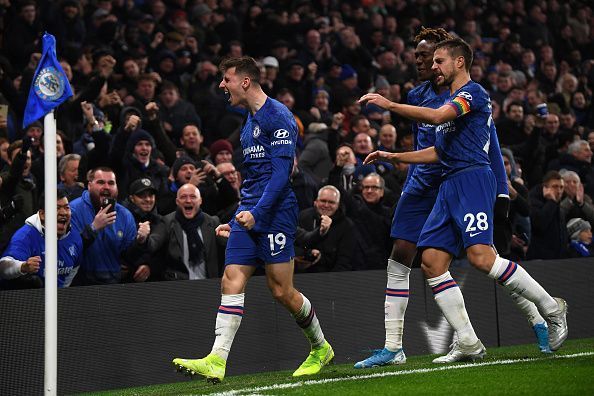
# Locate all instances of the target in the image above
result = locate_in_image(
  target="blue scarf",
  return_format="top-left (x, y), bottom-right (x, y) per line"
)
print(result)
top-left (570, 240), bottom-right (591, 257)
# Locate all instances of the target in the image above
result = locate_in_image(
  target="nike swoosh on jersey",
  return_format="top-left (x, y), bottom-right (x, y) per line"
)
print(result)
top-left (271, 251), bottom-right (283, 256)
top-left (469, 231), bottom-right (482, 237)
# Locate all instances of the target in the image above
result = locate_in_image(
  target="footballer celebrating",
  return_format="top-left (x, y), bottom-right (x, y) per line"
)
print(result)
top-left (362, 38), bottom-right (568, 362)
top-left (172, 56), bottom-right (333, 382)
top-left (355, 28), bottom-right (554, 369)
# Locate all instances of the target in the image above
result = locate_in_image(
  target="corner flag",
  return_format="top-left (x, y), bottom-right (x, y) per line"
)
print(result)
top-left (21, 32), bottom-right (72, 396)
top-left (23, 33), bottom-right (73, 129)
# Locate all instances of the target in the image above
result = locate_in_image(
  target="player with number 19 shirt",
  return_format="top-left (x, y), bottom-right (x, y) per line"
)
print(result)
top-left (172, 57), bottom-right (333, 383)
top-left (225, 97), bottom-right (298, 264)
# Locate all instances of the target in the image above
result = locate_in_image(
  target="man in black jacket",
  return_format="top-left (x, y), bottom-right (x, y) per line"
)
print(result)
top-left (297, 185), bottom-right (358, 272)
top-left (343, 173), bottom-right (392, 270)
top-left (149, 183), bottom-right (226, 280)
top-left (527, 171), bottom-right (568, 259)
top-left (121, 178), bottom-right (165, 282)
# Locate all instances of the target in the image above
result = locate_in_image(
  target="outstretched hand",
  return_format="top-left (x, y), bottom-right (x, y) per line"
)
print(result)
top-left (363, 150), bottom-right (398, 165)
top-left (359, 93), bottom-right (392, 110)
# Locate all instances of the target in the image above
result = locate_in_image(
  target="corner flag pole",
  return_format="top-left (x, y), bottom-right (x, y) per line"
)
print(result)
top-left (22, 32), bottom-right (73, 396)
top-left (44, 110), bottom-right (58, 396)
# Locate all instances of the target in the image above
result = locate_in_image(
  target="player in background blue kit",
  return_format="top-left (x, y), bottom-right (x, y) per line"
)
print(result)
top-left (361, 38), bottom-right (567, 363)
top-left (354, 29), bottom-right (553, 369)
top-left (172, 57), bottom-right (333, 382)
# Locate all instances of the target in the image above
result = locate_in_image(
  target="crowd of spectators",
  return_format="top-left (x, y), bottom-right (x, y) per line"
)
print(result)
top-left (0, 0), bottom-right (593, 289)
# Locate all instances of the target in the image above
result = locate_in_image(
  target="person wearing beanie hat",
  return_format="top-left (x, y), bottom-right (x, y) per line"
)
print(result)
top-left (209, 139), bottom-right (233, 165)
top-left (128, 129), bottom-right (154, 151)
top-left (567, 217), bottom-right (593, 257)
top-left (156, 155), bottom-right (199, 215)
top-left (172, 155), bottom-right (197, 179)
top-left (158, 49), bottom-right (177, 63)
top-left (109, 114), bottom-right (169, 200)
top-left (333, 65), bottom-right (363, 108)
top-left (567, 218), bottom-right (591, 241)
top-left (339, 64), bottom-right (357, 81)
top-left (123, 128), bottom-right (167, 199)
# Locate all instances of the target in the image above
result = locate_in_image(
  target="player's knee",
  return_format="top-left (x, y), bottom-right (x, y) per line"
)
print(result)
top-left (466, 248), bottom-right (495, 273)
top-left (420, 250), bottom-right (450, 278)
top-left (421, 262), bottom-right (439, 278)
top-left (269, 284), bottom-right (292, 304)
top-left (221, 272), bottom-right (244, 294)
top-left (468, 256), bottom-right (492, 273)
top-left (391, 240), bottom-right (416, 266)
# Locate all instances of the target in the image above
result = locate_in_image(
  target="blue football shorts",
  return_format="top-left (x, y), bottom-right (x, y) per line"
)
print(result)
top-left (225, 205), bottom-right (297, 266)
top-left (391, 192), bottom-right (437, 242)
top-left (417, 166), bottom-right (496, 256)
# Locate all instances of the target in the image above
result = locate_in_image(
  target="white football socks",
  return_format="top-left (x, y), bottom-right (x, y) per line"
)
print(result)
top-left (488, 256), bottom-right (558, 315)
top-left (505, 289), bottom-right (546, 327)
top-left (211, 293), bottom-right (244, 360)
top-left (293, 293), bottom-right (325, 348)
top-left (427, 271), bottom-right (479, 346)
top-left (385, 259), bottom-right (410, 351)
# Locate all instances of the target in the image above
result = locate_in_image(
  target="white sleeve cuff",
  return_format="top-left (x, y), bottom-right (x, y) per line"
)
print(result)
top-left (0, 257), bottom-right (26, 279)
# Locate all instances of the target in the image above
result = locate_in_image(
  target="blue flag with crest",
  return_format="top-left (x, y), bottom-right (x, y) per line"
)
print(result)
top-left (23, 33), bottom-right (73, 129)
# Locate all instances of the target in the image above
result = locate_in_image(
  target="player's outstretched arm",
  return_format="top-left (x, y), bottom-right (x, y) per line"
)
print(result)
top-left (363, 150), bottom-right (399, 165)
top-left (359, 93), bottom-right (457, 125)
top-left (364, 147), bottom-right (439, 165)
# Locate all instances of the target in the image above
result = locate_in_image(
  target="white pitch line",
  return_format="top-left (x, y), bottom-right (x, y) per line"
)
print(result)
top-left (204, 352), bottom-right (594, 396)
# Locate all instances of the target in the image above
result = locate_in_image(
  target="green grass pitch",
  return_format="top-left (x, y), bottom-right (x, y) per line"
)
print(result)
top-left (87, 338), bottom-right (594, 395)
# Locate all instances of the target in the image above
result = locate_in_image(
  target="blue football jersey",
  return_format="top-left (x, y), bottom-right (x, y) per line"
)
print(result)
top-left (435, 80), bottom-right (492, 176)
top-left (239, 97), bottom-right (298, 211)
top-left (2, 222), bottom-right (83, 287)
top-left (403, 81), bottom-right (446, 196)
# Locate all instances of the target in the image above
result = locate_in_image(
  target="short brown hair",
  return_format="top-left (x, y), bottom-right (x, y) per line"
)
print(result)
top-left (543, 170), bottom-right (562, 185)
top-left (435, 38), bottom-right (474, 72)
top-left (138, 73), bottom-right (158, 84)
top-left (88, 166), bottom-right (115, 182)
top-left (219, 56), bottom-right (260, 83)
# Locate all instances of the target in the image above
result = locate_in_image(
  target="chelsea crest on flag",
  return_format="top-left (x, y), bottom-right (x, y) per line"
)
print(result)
top-left (22, 33), bottom-right (73, 129)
